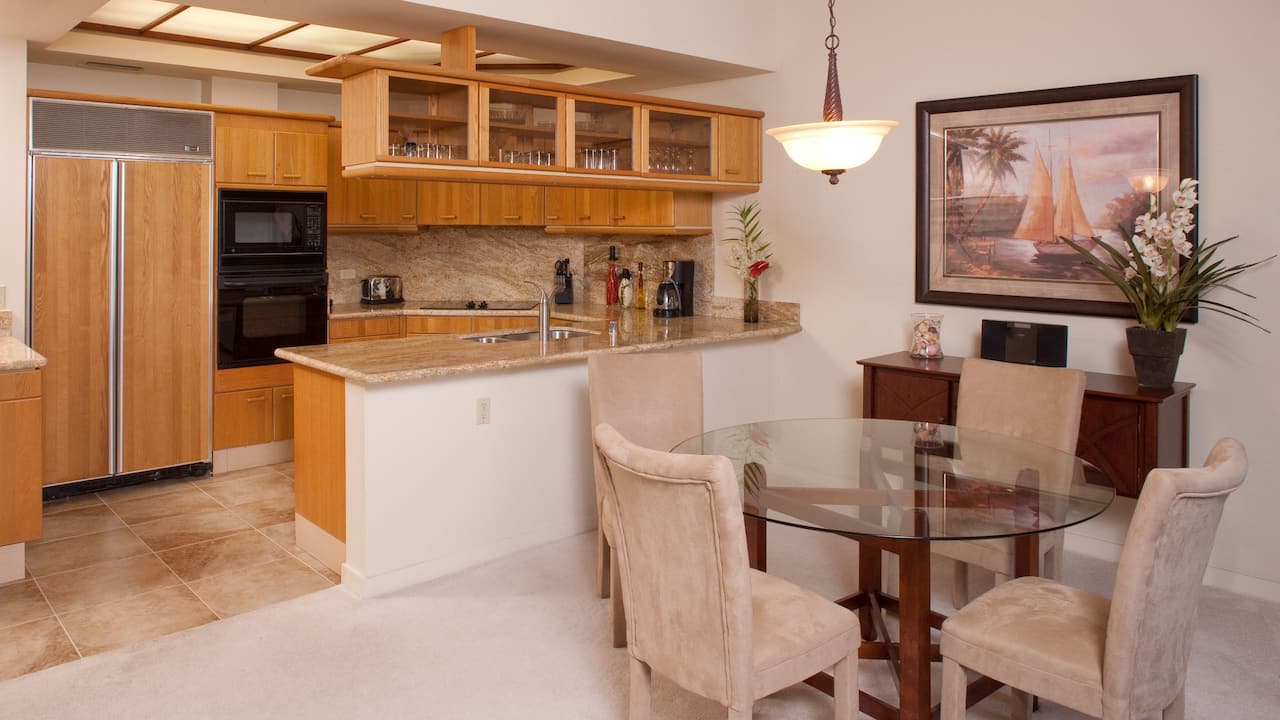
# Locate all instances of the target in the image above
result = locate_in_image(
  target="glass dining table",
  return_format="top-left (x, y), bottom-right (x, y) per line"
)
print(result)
top-left (672, 418), bottom-right (1115, 720)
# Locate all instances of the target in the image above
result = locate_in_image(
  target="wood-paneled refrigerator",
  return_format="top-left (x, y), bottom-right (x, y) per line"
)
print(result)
top-left (28, 99), bottom-right (213, 488)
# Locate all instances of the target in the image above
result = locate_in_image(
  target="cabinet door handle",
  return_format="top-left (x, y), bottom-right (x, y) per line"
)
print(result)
top-left (503, 215), bottom-right (521, 220)
top-left (359, 213), bottom-right (377, 219)
top-left (724, 168), bottom-right (741, 175)
top-left (401, 214), bottom-right (415, 219)
top-left (612, 215), bottom-right (626, 221)
top-left (281, 173), bottom-right (303, 179)
top-left (246, 172), bottom-right (269, 177)
top-left (578, 215), bottom-right (591, 221)
top-left (247, 396), bottom-right (266, 403)
top-left (440, 214), bottom-right (458, 220)
top-left (545, 215), bottom-right (559, 220)
top-left (279, 392), bottom-right (294, 400)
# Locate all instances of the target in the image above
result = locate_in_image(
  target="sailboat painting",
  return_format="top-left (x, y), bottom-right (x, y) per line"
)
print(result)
top-left (941, 114), bottom-right (1160, 283)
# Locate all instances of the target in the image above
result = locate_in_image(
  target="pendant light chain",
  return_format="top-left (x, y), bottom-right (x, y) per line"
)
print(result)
top-left (822, 0), bottom-right (843, 124)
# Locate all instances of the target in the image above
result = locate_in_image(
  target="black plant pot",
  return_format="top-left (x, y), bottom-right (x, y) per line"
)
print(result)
top-left (1126, 326), bottom-right (1187, 389)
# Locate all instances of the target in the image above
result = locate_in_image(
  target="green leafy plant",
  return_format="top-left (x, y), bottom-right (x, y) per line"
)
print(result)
top-left (1064, 179), bottom-right (1273, 332)
top-left (723, 201), bottom-right (773, 281)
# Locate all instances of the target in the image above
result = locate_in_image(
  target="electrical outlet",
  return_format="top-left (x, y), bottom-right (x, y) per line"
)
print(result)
top-left (339, 269), bottom-right (356, 280)
top-left (476, 397), bottom-right (491, 425)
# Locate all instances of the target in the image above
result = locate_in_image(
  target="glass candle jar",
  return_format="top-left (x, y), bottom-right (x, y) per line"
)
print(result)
top-left (909, 313), bottom-right (944, 359)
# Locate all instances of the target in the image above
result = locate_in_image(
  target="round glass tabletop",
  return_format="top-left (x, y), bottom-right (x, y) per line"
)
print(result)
top-left (671, 418), bottom-right (1115, 541)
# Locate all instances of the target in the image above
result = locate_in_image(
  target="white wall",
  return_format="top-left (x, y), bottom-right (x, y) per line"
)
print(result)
top-left (278, 88), bottom-right (342, 119)
top-left (653, 0), bottom-right (1280, 595)
top-left (409, 0), bottom-right (777, 71)
top-left (0, 40), bottom-right (26, 329)
top-left (28, 62), bottom-right (203, 102)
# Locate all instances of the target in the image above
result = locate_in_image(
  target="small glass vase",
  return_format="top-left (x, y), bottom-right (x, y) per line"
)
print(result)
top-left (909, 313), bottom-right (944, 358)
top-left (743, 278), bottom-right (760, 323)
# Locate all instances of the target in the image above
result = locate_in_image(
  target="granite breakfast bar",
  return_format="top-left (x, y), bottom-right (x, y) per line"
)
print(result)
top-left (277, 305), bottom-right (800, 598)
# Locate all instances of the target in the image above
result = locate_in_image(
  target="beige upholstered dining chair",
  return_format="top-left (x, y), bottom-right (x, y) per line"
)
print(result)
top-left (937, 357), bottom-right (1087, 607)
top-left (593, 423), bottom-right (861, 720)
top-left (940, 437), bottom-right (1248, 720)
top-left (587, 352), bottom-right (703, 647)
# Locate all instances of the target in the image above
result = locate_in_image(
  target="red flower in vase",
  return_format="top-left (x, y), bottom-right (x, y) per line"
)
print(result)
top-left (748, 260), bottom-right (770, 279)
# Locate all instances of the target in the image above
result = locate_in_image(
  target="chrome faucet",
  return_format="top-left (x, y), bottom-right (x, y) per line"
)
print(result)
top-left (525, 280), bottom-right (550, 341)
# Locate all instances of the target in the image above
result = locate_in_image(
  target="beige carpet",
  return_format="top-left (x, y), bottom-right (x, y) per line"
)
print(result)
top-left (0, 524), bottom-right (1276, 719)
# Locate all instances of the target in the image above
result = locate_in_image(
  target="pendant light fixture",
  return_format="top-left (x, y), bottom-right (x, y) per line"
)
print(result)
top-left (766, 0), bottom-right (897, 184)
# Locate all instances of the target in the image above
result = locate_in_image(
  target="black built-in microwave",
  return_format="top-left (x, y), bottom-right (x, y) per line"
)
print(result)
top-left (218, 189), bottom-right (326, 271)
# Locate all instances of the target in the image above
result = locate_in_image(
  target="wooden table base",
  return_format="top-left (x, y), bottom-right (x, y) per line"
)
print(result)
top-left (748, 521), bottom-right (1041, 720)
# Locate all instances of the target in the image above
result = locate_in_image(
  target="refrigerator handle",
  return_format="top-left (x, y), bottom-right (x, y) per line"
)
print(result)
top-left (112, 162), bottom-right (124, 475)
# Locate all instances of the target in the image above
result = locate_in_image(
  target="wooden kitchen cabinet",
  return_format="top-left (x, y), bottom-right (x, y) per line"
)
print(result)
top-left (273, 386), bottom-right (295, 442)
top-left (213, 364), bottom-right (295, 450)
top-left (0, 370), bottom-right (42, 546)
top-left (481, 84), bottom-right (565, 170)
top-left (613, 189), bottom-right (674, 226)
top-left (274, 131), bottom-right (328, 187)
top-left (329, 316), bottom-right (405, 342)
top-left (345, 179), bottom-right (418, 226)
top-left (857, 352), bottom-right (1194, 498)
top-left (480, 183), bottom-right (544, 225)
top-left (214, 388), bottom-right (274, 450)
top-left (419, 181), bottom-right (481, 225)
top-left (542, 187), bottom-right (702, 231)
top-left (566, 97), bottom-right (639, 174)
top-left (472, 317), bottom-right (530, 332)
top-left (341, 69), bottom-right (477, 167)
top-left (405, 317), bottom-right (473, 335)
top-left (215, 114), bottom-right (328, 189)
top-left (717, 114), bottom-right (761, 183)
top-left (215, 126), bottom-right (274, 185)
top-left (642, 106), bottom-right (715, 178)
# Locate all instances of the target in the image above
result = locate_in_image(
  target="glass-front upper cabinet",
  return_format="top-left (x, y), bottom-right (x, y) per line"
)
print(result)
top-left (381, 72), bottom-right (476, 164)
top-left (481, 85), bottom-right (564, 169)
top-left (566, 98), bottom-right (639, 174)
top-left (643, 107), bottom-right (715, 178)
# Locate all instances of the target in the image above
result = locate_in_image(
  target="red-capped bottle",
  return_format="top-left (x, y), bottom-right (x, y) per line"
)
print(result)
top-left (605, 245), bottom-right (620, 305)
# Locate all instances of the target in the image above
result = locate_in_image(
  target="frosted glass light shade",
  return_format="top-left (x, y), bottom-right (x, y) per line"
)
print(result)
top-left (766, 119), bottom-right (898, 171)
top-left (1126, 167), bottom-right (1171, 194)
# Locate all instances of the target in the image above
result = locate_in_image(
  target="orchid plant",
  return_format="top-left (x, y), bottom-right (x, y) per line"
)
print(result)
top-left (1065, 179), bottom-right (1273, 332)
top-left (723, 201), bottom-right (773, 283)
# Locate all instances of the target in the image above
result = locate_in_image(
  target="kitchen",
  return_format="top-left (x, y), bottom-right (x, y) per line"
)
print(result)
top-left (1, 0), bottom-right (1278, 717)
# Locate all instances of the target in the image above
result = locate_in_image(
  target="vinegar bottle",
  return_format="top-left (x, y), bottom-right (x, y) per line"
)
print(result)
top-left (605, 245), bottom-right (620, 305)
top-left (635, 262), bottom-right (647, 310)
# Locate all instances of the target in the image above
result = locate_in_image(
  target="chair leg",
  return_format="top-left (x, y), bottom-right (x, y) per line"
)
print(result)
top-left (834, 653), bottom-right (858, 720)
top-left (941, 657), bottom-right (967, 720)
top-left (629, 656), bottom-right (652, 720)
top-left (1009, 689), bottom-right (1032, 720)
top-left (951, 561), bottom-right (970, 609)
top-left (597, 528), bottom-right (610, 599)
top-left (611, 547), bottom-right (627, 648)
top-left (1163, 687), bottom-right (1186, 720)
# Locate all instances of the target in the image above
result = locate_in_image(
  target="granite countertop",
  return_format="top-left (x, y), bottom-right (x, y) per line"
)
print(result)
top-left (281, 304), bottom-right (799, 384)
top-left (329, 300), bottom-right (598, 322)
top-left (0, 337), bottom-right (47, 373)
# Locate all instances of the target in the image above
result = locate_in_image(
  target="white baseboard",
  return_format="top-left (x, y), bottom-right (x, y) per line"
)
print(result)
top-left (1066, 530), bottom-right (1280, 603)
top-left (0, 543), bottom-right (24, 584)
top-left (295, 513), bottom-right (344, 573)
top-left (212, 440), bottom-right (293, 474)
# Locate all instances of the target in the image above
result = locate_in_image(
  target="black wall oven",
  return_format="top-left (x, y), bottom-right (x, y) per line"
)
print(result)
top-left (217, 189), bottom-right (328, 368)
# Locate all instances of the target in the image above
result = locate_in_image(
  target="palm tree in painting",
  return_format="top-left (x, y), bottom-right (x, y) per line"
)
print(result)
top-left (958, 126), bottom-right (1027, 237)
top-left (944, 127), bottom-right (985, 199)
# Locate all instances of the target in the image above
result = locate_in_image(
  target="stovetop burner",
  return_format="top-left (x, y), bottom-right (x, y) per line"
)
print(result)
top-left (417, 300), bottom-right (539, 311)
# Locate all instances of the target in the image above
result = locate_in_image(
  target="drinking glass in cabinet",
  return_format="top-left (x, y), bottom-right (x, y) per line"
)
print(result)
top-left (385, 75), bottom-right (471, 161)
top-left (571, 99), bottom-right (635, 172)
top-left (645, 109), bottom-right (711, 176)
top-left (486, 87), bottom-right (561, 167)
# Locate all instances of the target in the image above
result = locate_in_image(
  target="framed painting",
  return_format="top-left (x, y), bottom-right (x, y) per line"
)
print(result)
top-left (915, 75), bottom-right (1197, 318)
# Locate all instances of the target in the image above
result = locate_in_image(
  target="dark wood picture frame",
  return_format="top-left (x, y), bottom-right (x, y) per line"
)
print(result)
top-left (915, 75), bottom-right (1198, 318)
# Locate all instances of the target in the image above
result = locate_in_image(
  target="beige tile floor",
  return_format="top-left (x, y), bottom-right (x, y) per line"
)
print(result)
top-left (0, 462), bottom-right (336, 681)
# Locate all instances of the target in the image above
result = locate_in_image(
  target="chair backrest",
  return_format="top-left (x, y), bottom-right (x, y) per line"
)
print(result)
top-left (956, 357), bottom-right (1086, 454)
top-left (1102, 438), bottom-right (1248, 718)
top-left (588, 352), bottom-right (704, 517)
top-left (593, 422), bottom-right (752, 709)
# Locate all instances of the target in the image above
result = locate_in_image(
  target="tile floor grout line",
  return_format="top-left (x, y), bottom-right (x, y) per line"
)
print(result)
top-left (150, 548), bottom-right (226, 622)
top-left (27, 574), bottom-right (85, 661)
top-left (250, 524), bottom-right (336, 586)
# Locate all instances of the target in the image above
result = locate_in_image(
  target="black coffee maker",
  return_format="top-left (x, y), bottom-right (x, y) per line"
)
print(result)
top-left (653, 260), bottom-right (695, 318)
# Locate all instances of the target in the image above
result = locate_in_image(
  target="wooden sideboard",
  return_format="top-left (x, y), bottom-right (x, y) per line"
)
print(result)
top-left (857, 352), bottom-right (1193, 498)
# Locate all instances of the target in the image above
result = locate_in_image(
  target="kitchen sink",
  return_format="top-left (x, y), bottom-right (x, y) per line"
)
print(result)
top-left (463, 327), bottom-right (595, 343)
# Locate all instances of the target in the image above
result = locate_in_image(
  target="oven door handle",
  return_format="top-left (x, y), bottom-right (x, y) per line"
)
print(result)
top-left (220, 276), bottom-right (327, 289)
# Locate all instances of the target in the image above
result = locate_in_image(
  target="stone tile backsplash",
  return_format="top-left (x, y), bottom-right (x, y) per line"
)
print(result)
top-left (327, 227), bottom-right (714, 310)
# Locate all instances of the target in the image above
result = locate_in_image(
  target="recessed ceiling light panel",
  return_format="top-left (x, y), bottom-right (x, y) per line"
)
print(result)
top-left (263, 24), bottom-right (396, 55)
top-left (152, 7), bottom-right (297, 44)
top-left (363, 40), bottom-right (442, 64)
top-left (85, 0), bottom-right (180, 29)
